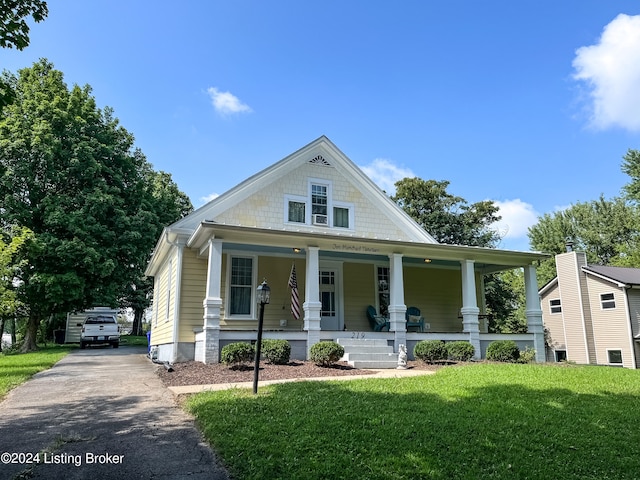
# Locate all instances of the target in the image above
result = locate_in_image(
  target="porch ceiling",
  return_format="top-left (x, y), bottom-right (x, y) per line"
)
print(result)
top-left (189, 221), bottom-right (549, 272)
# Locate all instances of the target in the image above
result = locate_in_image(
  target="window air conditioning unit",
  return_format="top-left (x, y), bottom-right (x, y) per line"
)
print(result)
top-left (312, 214), bottom-right (328, 225)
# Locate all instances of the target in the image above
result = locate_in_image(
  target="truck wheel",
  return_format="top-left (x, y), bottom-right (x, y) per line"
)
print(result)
top-left (80, 342), bottom-right (86, 349)
top-left (112, 342), bottom-right (119, 348)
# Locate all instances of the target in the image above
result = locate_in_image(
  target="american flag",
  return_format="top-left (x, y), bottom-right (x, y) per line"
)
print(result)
top-left (288, 263), bottom-right (300, 320)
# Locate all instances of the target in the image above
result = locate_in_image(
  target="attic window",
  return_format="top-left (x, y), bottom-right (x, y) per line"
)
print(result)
top-left (549, 299), bottom-right (562, 314)
top-left (601, 293), bottom-right (616, 310)
top-left (309, 155), bottom-right (331, 166)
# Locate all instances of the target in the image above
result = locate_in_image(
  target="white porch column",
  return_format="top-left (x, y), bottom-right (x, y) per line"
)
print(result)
top-left (460, 259), bottom-right (481, 359)
top-left (524, 264), bottom-right (545, 362)
top-left (388, 253), bottom-right (407, 352)
top-left (202, 239), bottom-right (223, 364)
top-left (304, 246), bottom-right (322, 357)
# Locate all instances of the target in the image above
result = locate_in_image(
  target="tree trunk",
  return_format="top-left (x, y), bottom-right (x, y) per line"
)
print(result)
top-left (20, 313), bottom-right (40, 352)
top-left (11, 317), bottom-right (16, 344)
top-left (131, 308), bottom-right (144, 336)
top-left (0, 316), bottom-right (6, 352)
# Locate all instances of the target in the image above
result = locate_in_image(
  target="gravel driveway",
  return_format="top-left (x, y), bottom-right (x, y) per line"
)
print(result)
top-left (0, 346), bottom-right (229, 480)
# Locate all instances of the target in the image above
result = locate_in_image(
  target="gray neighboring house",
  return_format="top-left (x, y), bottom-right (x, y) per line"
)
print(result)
top-left (540, 248), bottom-right (640, 369)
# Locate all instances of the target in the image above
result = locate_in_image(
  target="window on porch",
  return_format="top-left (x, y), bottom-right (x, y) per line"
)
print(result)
top-left (230, 257), bottom-right (253, 315)
top-left (377, 266), bottom-right (390, 316)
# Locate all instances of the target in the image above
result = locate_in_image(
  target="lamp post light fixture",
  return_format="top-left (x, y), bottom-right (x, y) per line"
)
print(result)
top-left (253, 279), bottom-right (271, 394)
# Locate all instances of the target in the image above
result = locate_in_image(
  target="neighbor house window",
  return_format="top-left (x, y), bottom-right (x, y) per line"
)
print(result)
top-left (607, 349), bottom-right (623, 365)
top-left (334, 206), bottom-right (349, 228)
top-left (555, 350), bottom-right (567, 362)
top-left (229, 256), bottom-right (253, 316)
top-left (549, 298), bottom-right (562, 314)
top-left (601, 293), bottom-right (616, 310)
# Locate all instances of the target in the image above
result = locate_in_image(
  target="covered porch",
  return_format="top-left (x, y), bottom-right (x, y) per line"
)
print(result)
top-left (188, 222), bottom-right (547, 364)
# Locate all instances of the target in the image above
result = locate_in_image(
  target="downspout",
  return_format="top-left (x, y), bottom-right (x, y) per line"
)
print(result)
top-left (165, 231), bottom-right (184, 364)
top-left (623, 286), bottom-right (637, 369)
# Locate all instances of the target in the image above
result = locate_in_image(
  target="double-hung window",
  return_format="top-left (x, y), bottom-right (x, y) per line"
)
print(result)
top-left (229, 256), bottom-right (254, 316)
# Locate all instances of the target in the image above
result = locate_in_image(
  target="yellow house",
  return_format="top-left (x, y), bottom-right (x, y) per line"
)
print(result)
top-left (145, 136), bottom-right (547, 364)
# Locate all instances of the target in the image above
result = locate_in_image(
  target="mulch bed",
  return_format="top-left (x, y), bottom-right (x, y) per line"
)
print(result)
top-left (156, 360), bottom-right (443, 387)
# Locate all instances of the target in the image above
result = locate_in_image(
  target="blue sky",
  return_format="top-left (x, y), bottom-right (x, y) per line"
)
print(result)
top-left (2, 1), bottom-right (640, 251)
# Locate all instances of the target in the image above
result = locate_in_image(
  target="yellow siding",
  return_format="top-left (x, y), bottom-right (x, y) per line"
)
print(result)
top-left (220, 255), bottom-right (307, 330)
top-left (178, 248), bottom-right (207, 342)
top-left (343, 263), bottom-right (376, 331)
top-left (585, 277), bottom-right (633, 367)
top-left (214, 161), bottom-right (412, 241)
top-left (151, 250), bottom-right (177, 345)
top-left (404, 266), bottom-right (463, 332)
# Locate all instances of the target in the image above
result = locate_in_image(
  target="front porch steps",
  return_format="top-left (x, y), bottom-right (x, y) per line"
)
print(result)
top-left (338, 338), bottom-right (399, 369)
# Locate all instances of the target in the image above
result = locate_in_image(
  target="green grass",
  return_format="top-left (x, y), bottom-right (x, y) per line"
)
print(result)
top-left (0, 345), bottom-right (73, 399)
top-left (119, 335), bottom-right (149, 347)
top-left (186, 363), bottom-right (640, 479)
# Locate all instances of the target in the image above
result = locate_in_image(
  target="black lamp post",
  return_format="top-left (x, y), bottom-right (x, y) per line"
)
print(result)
top-left (253, 279), bottom-right (270, 394)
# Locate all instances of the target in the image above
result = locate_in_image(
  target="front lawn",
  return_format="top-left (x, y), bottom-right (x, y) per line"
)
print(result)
top-left (187, 363), bottom-right (640, 479)
top-left (0, 345), bottom-right (73, 399)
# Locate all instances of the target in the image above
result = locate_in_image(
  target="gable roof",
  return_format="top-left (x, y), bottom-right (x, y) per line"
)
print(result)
top-left (582, 264), bottom-right (640, 287)
top-left (170, 135), bottom-right (438, 243)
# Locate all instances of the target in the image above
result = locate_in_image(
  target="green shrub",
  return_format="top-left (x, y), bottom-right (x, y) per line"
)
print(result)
top-left (518, 346), bottom-right (536, 364)
top-left (486, 340), bottom-right (520, 363)
top-left (414, 340), bottom-right (448, 364)
top-left (221, 342), bottom-right (255, 367)
top-left (446, 341), bottom-right (475, 362)
top-left (261, 339), bottom-right (291, 365)
top-left (309, 341), bottom-right (344, 367)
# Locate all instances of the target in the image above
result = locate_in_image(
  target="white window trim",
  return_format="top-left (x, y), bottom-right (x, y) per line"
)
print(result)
top-left (333, 201), bottom-right (355, 230)
top-left (600, 292), bottom-right (616, 310)
top-left (165, 259), bottom-right (173, 322)
top-left (284, 194), bottom-right (307, 225)
top-left (549, 298), bottom-right (562, 314)
top-left (606, 348), bottom-right (623, 365)
top-left (308, 178), bottom-right (332, 225)
top-left (225, 253), bottom-right (258, 320)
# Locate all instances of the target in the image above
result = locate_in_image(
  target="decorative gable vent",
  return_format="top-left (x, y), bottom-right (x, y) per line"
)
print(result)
top-left (309, 155), bottom-right (331, 167)
top-left (312, 214), bottom-right (328, 225)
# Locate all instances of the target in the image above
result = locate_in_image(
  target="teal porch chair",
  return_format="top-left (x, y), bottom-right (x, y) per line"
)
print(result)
top-left (405, 306), bottom-right (425, 332)
top-left (366, 305), bottom-right (390, 332)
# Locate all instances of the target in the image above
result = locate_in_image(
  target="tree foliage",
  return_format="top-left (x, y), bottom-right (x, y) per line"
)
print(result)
top-left (528, 196), bottom-right (639, 286)
top-left (0, 0), bottom-right (47, 50)
top-left (0, 59), bottom-right (191, 350)
top-left (392, 178), bottom-right (501, 247)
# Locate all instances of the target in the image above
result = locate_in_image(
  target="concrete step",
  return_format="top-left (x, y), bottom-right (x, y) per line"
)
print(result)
top-left (343, 352), bottom-right (397, 362)
top-left (349, 359), bottom-right (400, 369)
top-left (337, 338), bottom-right (389, 347)
top-left (341, 345), bottom-right (394, 354)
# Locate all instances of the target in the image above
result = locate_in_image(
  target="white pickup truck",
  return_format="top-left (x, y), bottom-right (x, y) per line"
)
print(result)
top-left (80, 314), bottom-right (120, 349)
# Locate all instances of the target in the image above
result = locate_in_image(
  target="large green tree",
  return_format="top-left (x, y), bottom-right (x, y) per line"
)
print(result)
top-left (528, 196), bottom-right (640, 285)
top-left (1, 0), bottom-right (48, 108)
top-left (392, 178), bottom-right (501, 247)
top-left (0, 59), bottom-right (157, 351)
top-left (392, 177), bottom-right (526, 332)
top-left (123, 170), bottom-right (193, 336)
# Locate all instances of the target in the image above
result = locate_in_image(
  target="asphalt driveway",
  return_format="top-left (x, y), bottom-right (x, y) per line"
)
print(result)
top-left (0, 346), bottom-right (229, 480)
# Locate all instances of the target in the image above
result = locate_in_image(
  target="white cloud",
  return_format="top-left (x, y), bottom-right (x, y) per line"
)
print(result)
top-left (199, 192), bottom-right (219, 205)
top-left (359, 158), bottom-right (414, 195)
top-left (572, 14), bottom-right (640, 131)
top-left (493, 199), bottom-right (539, 248)
top-left (207, 87), bottom-right (252, 115)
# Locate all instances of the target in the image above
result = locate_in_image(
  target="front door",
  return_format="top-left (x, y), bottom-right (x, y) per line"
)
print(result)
top-left (319, 269), bottom-right (341, 330)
